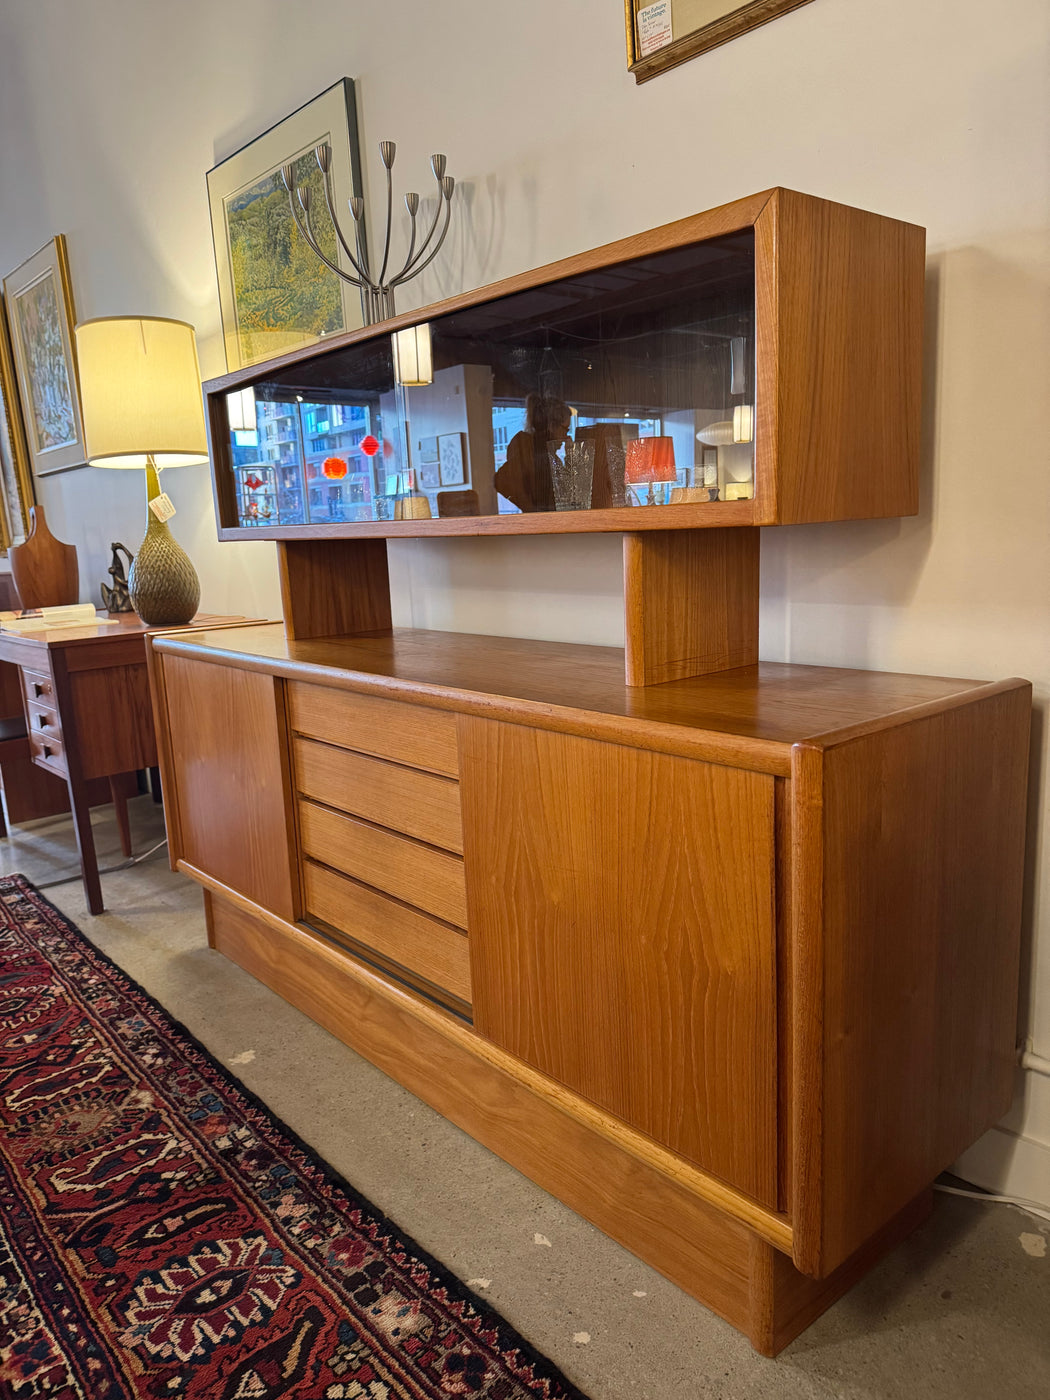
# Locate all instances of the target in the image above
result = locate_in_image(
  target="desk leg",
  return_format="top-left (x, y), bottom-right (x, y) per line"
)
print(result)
top-left (110, 775), bottom-right (133, 858)
top-left (67, 778), bottom-right (104, 915)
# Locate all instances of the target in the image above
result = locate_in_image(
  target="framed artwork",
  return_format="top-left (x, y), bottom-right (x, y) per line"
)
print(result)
top-left (207, 78), bottom-right (368, 371)
top-left (417, 436), bottom-right (440, 489)
top-left (626, 0), bottom-right (817, 83)
top-left (0, 300), bottom-right (34, 549)
top-left (438, 431), bottom-right (466, 487)
top-left (2, 235), bottom-right (86, 479)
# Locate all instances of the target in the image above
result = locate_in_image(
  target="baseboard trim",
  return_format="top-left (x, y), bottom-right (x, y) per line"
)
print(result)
top-left (952, 1127), bottom-right (1050, 1210)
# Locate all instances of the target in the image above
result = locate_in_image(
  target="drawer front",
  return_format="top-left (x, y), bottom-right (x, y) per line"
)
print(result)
top-left (21, 668), bottom-right (55, 705)
top-left (299, 800), bottom-right (468, 929)
top-left (293, 737), bottom-right (463, 853)
top-left (26, 699), bottom-right (63, 744)
top-left (27, 728), bottom-right (67, 775)
top-left (288, 682), bottom-right (459, 778)
top-left (303, 859), bottom-right (471, 1005)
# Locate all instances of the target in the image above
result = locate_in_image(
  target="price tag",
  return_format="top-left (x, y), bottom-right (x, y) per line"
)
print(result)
top-left (149, 492), bottom-right (176, 521)
top-left (637, 1), bottom-right (673, 57)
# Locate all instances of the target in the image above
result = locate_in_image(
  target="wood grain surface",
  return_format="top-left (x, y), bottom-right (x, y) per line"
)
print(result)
top-left (8, 504), bottom-right (78, 609)
top-left (302, 859), bottom-right (472, 1005)
top-left (66, 663), bottom-right (158, 778)
top-left (278, 538), bottom-right (391, 640)
top-left (623, 528), bottom-right (760, 684)
top-left (461, 718), bottom-right (778, 1205)
top-left (792, 682), bottom-right (1031, 1276)
top-left (153, 624), bottom-right (996, 767)
top-left (766, 190), bottom-right (925, 524)
top-left (156, 654), bottom-right (297, 920)
top-left (293, 737), bottom-right (463, 853)
top-left (206, 888), bottom-right (792, 1260)
top-left (288, 679), bottom-right (459, 776)
top-left (299, 799), bottom-right (468, 928)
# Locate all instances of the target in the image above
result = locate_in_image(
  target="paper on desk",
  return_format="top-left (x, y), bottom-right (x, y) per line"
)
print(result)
top-left (0, 604), bottom-right (119, 632)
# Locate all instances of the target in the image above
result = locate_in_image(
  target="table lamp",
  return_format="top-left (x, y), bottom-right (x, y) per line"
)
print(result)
top-left (74, 316), bottom-right (208, 626)
top-left (625, 435), bottom-right (677, 505)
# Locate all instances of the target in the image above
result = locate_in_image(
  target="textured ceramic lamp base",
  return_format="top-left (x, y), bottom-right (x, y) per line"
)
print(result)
top-left (130, 464), bottom-right (200, 627)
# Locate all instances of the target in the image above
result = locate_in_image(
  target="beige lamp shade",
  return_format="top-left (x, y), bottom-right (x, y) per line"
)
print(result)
top-left (74, 316), bottom-right (209, 468)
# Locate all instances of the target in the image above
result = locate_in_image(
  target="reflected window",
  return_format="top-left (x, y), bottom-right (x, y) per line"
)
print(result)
top-left (228, 228), bottom-right (756, 524)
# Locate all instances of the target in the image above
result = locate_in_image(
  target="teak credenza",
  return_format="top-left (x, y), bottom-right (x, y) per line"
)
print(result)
top-left (149, 189), bottom-right (1031, 1353)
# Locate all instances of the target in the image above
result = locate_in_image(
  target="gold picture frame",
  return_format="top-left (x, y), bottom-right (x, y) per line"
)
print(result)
top-left (0, 298), bottom-right (35, 550)
top-left (207, 78), bottom-right (368, 371)
top-left (2, 235), bottom-right (86, 480)
top-left (626, 0), bottom-right (817, 82)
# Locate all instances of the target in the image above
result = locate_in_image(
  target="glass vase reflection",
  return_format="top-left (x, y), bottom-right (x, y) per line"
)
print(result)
top-left (548, 440), bottom-right (595, 511)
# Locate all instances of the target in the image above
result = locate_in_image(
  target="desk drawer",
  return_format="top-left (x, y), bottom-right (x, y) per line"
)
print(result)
top-left (27, 729), bottom-right (67, 775)
top-left (293, 737), bottom-right (463, 853)
top-left (26, 699), bottom-right (63, 743)
top-left (287, 682), bottom-right (459, 778)
top-left (303, 858), bottom-right (471, 1006)
top-left (21, 669), bottom-right (55, 705)
top-left (299, 799), bottom-right (468, 928)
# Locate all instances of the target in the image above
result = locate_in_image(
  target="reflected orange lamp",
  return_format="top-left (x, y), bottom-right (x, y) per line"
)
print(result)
top-left (625, 436), bottom-right (676, 505)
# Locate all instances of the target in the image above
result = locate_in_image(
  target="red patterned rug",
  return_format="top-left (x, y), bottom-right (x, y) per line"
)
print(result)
top-left (0, 874), bottom-right (588, 1400)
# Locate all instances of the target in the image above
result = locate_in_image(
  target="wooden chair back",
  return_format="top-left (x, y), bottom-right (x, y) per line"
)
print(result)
top-left (436, 489), bottom-right (480, 518)
top-left (8, 504), bottom-right (79, 610)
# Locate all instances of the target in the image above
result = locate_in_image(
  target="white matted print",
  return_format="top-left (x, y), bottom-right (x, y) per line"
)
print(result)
top-left (438, 431), bottom-right (466, 487)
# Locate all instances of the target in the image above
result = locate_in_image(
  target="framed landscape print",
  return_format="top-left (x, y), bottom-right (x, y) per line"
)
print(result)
top-left (0, 300), bottom-right (34, 549)
top-left (626, 0), bottom-right (816, 82)
top-left (207, 78), bottom-right (368, 371)
top-left (2, 235), bottom-right (86, 479)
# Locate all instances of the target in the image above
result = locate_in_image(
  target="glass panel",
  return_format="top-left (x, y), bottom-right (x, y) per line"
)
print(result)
top-left (228, 230), bottom-right (756, 526)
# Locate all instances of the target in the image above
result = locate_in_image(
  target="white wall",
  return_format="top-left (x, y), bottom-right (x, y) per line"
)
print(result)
top-left (1, 0), bottom-right (1047, 1200)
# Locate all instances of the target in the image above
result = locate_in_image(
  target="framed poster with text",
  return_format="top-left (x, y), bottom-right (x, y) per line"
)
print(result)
top-left (626, 0), bottom-right (817, 83)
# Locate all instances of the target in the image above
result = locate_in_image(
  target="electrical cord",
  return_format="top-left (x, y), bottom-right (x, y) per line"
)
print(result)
top-left (34, 836), bottom-right (169, 892)
top-left (935, 1181), bottom-right (1050, 1226)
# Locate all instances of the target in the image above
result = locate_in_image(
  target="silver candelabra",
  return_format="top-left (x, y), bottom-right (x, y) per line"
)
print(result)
top-left (282, 141), bottom-right (455, 325)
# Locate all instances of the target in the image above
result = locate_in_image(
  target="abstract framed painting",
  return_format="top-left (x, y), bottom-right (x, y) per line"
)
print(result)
top-left (207, 78), bottom-right (368, 371)
top-left (2, 235), bottom-right (86, 479)
top-left (626, 0), bottom-right (817, 83)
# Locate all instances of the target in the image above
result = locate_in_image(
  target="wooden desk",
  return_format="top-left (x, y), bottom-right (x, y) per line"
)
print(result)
top-left (0, 613), bottom-right (248, 914)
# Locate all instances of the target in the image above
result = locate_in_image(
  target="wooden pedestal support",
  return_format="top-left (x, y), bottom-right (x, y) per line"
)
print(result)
top-left (624, 527), bottom-right (760, 685)
top-left (203, 888), bottom-right (933, 1357)
top-left (278, 538), bottom-right (392, 642)
top-left (280, 528), bottom-right (762, 688)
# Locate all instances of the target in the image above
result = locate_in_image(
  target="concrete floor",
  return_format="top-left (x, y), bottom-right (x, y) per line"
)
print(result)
top-left (3, 795), bottom-right (1048, 1400)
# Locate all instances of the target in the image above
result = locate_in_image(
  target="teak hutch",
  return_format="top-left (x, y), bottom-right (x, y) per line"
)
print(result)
top-left (147, 189), bottom-right (1030, 1354)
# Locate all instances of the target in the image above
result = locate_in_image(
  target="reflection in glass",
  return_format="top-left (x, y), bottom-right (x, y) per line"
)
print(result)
top-left (227, 229), bottom-right (757, 526)
top-left (549, 439), bottom-right (595, 511)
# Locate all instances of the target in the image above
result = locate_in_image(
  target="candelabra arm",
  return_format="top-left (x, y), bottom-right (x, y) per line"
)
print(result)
top-left (318, 161), bottom-right (375, 288)
top-left (390, 196), bottom-right (453, 287)
top-left (294, 188), bottom-right (368, 288)
top-left (281, 169), bottom-right (367, 289)
top-left (401, 208), bottom-right (419, 283)
top-left (398, 181), bottom-right (446, 280)
top-left (377, 161), bottom-right (394, 288)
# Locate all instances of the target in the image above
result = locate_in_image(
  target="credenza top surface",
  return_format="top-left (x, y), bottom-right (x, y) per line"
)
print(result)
top-left (151, 623), bottom-right (1014, 765)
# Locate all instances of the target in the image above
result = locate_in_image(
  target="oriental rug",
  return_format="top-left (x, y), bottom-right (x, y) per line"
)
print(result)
top-left (0, 874), bottom-right (588, 1400)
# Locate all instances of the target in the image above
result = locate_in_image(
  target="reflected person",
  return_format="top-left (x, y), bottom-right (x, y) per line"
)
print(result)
top-left (495, 393), bottom-right (572, 513)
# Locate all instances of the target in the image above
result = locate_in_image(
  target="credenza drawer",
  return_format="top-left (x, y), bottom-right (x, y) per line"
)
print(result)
top-left (293, 737), bottom-right (463, 853)
top-left (303, 859), bottom-right (471, 1005)
top-left (299, 799), bottom-right (468, 929)
top-left (287, 682), bottom-right (459, 778)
